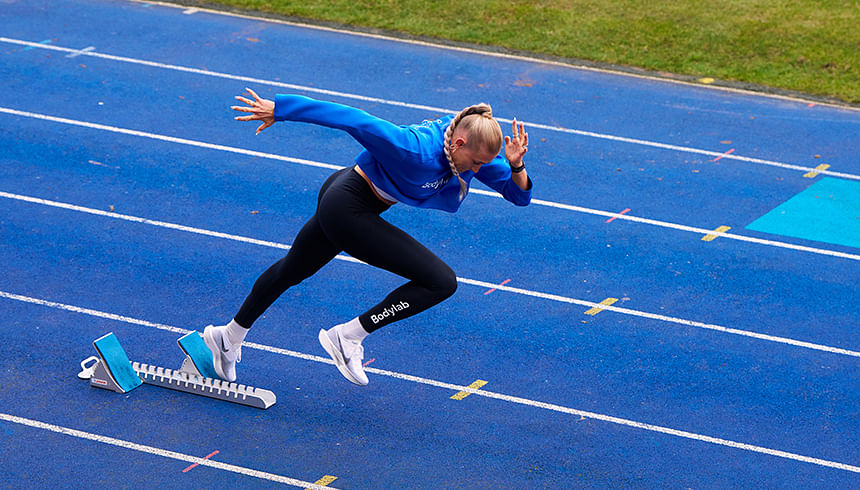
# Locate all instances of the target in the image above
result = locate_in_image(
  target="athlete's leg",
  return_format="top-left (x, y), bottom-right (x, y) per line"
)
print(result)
top-left (316, 170), bottom-right (457, 334)
top-left (348, 220), bottom-right (457, 332)
top-left (233, 214), bottom-right (340, 328)
top-left (205, 169), bottom-right (348, 381)
top-left (232, 168), bottom-right (350, 328)
top-left (312, 168), bottom-right (459, 385)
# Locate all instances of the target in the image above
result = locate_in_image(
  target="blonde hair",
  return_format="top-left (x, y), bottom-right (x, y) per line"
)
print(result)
top-left (443, 103), bottom-right (503, 200)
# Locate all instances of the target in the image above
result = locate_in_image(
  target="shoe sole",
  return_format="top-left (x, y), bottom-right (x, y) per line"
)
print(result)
top-left (202, 326), bottom-right (234, 382)
top-left (318, 329), bottom-right (367, 386)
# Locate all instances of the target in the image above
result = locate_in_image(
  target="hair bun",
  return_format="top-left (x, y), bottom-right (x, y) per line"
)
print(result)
top-left (464, 103), bottom-right (493, 118)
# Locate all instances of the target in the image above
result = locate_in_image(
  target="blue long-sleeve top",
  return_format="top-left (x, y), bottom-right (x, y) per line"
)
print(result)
top-left (273, 95), bottom-right (532, 213)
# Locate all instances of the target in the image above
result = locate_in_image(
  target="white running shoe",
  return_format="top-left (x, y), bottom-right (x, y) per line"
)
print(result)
top-left (318, 326), bottom-right (369, 386)
top-left (203, 325), bottom-right (241, 382)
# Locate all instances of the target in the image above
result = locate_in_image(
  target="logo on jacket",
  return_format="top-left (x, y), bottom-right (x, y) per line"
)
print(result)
top-left (422, 176), bottom-right (450, 190)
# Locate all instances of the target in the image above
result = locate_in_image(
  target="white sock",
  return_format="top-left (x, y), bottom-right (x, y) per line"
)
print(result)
top-left (339, 317), bottom-right (368, 342)
top-left (225, 319), bottom-right (249, 345)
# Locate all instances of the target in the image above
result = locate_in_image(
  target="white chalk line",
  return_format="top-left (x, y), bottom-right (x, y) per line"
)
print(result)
top-left (1, 105), bottom-right (858, 262)
top-left (474, 188), bottom-right (860, 261)
top-left (1, 191), bottom-right (857, 360)
top-left (0, 290), bottom-right (858, 475)
top-left (456, 278), bottom-right (860, 357)
top-left (65, 46), bottom-right (95, 58)
top-left (1, 35), bottom-right (857, 181)
top-left (0, 107), bottom-right (342, 172)
top-left (0, 413), bottom-right (336, 488)
top-left (0, 290), bottom-right (333, 366)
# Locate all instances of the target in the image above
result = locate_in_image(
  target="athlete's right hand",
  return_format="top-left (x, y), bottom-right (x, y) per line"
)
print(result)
top-left (231, 87), bottom-right (276, 134)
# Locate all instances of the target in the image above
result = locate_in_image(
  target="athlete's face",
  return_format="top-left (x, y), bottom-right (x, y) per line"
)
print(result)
top-left (450, 138), bottom-right (497, 174)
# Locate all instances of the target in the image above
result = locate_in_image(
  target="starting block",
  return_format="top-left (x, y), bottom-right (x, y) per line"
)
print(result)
top-left (79, 332), bottom-right (276, 409)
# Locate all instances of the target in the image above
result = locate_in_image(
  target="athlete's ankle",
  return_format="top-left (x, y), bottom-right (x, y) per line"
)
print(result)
top-left (225, 319), bottom-right (249, 345)
top-left (339, 317), bottom-right (368, 342)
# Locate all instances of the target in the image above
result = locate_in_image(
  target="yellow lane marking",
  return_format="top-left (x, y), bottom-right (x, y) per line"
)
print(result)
top-left (307, 475), bottom-right (338, 489)
top-left (584, 297), bottom-right (618, 316)
top-left (804, 164), bottom-right (830, 178)
top-left (702, 225), bottom-right (731, 241)
top-left (451, 380), bottom-right (488, 400)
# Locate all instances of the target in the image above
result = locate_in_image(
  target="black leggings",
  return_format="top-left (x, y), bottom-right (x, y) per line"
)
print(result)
top-left (234, 167), bottom-right (458, 333)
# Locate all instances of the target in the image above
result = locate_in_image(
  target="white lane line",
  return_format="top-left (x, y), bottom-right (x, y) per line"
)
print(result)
top-left (1, 291), bottom-right (858, 475)
top-left (0, 107), bottom-right (342, 172)
top-left (0, 193), bottom-right (857, 360)
top-left (456, 278), bottom-right (860, 357)
top-left (0, 413), bottom-right (337, 488)
top-left (65, 46), bottom-right (95, 58)
top-left (0, 290), bottom-right (334, 365)
top-left (472, 189), bottom-right (860, 261)
top-left (2, 36), bottom-right (857, 181)
top-left (0, 190), bottom-right (297, 252)
top-left (2, 106), bottom-right (858, 262)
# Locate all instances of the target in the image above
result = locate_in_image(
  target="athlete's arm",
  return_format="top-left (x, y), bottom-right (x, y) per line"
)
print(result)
top-left (232, 90), bottom-right (419, 165)
top-left (276, 94), bottom-right (419, 163)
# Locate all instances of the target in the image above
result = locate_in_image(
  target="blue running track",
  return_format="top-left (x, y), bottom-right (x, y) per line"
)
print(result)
top-left (1, 1), bottom-right (859, 487)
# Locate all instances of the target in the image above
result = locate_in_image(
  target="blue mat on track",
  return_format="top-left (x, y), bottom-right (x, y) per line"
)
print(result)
top-left (746, 177), bottom-right (860, 249)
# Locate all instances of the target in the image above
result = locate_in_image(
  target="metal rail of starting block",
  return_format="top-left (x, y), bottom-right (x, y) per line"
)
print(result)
top-left (79, 332), bottom-right (276, 409)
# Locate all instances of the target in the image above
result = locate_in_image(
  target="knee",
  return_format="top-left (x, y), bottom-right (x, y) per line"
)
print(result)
top-left (431, 265), bottom-right (458, 301)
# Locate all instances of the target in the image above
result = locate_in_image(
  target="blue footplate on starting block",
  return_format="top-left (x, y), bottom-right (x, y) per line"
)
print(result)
top-left (92, 332), bottom-right (143, 393)
top-left (177, 331), bottom-right (219, 379)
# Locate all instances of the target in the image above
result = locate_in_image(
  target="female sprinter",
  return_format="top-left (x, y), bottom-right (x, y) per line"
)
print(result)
top-left (204, 88), bottom-right (531, 385)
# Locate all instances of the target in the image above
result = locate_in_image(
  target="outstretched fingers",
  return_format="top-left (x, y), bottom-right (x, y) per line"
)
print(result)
top-left (231, 88), bottom-right (276, 133)
top-left (505, 118), bottom-right (529, 165)
top-left (245, 87), bottom-right (264, 103)
top-left (509, 119), bottom-right (528, 147)
top-left (231, 95), bottom-right (258, 118)
top-left (256, 120), bottom-right (274, 134)
top-left (233, 95), bottom-right (254, 107)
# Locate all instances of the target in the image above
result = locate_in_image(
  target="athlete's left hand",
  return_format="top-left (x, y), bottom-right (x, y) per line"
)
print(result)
top-left (504, 118), bottom-right (528, 166)
top-left (232, 88), bottom-right (276, 134)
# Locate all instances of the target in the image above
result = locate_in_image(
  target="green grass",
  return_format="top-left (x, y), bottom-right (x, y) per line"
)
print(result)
top-left (194, 0), bottom-right (859, 104)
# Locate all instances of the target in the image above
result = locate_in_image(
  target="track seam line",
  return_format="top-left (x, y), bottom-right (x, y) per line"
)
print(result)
top-left (1, 107), bottom-right (858, 262)
top-left (1, 291), bottom-right (858, 474)
top-left (1, 36), bottom-right (857, 181)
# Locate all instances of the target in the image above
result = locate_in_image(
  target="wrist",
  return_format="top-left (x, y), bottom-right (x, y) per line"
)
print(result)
top-left (510, 160), bottom-right (526, 173)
